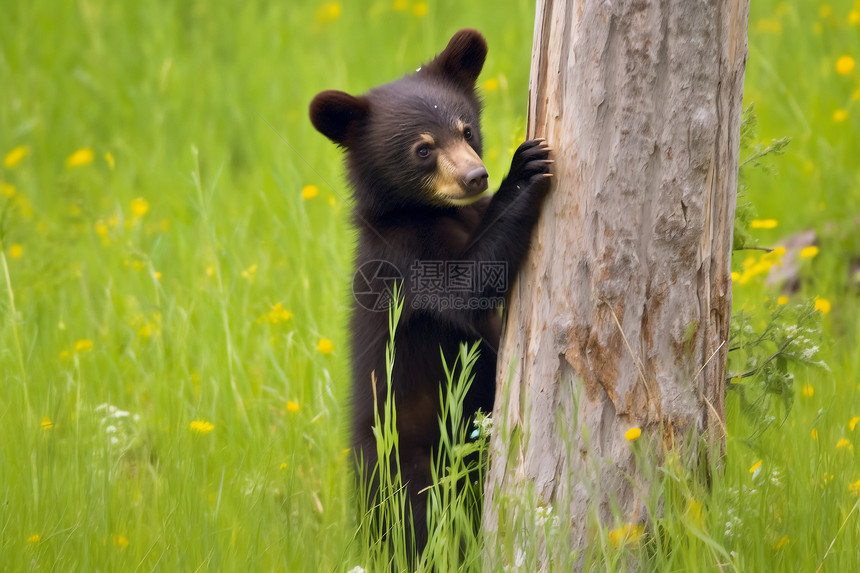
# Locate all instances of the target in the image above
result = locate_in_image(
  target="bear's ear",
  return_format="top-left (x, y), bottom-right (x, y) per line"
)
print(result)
top-left (424, 29), bottom-right (487, 88)
top-left (309, 90), bottom-right (369, 146)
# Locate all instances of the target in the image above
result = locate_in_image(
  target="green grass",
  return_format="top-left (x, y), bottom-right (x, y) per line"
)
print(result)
top-left (1, 0), bottom-right (859, 571)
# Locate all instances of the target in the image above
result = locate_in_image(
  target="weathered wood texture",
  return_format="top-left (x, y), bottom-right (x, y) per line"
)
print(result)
top-left (483, 0), bottom-right (749, 563)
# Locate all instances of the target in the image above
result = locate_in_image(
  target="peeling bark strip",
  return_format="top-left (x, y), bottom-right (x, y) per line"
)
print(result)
top-left (484, 0), bottom-right (748, 564)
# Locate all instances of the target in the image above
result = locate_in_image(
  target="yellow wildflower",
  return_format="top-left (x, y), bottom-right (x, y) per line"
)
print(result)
top-left (799, 246), bottom-right (819, 259)
top-left (315, 2), bottom-right (341, 23)
top-left (287, 400), bottom-right (300, 413)
top-left (412, 2), bottom-right (428, 17)
top-left (823, 472), bottom-right (834, 484)
top-left (833, 109), bottom-right (848, 123)
top-left (749, 460), bottom-right (762, 474)
top-left (685, 499), bottom-right (703, 525)
top-left (130, 197), bottom-right (149, 217)
top-left (4, 145), bottom-right (29, 168)
top-left (836, 55), bottom-right (856, 75)
top-left (750, 218), bottom-right (778, 229)
top-left (189, 420), bottom-right (214, 434)
top-left (624, 427), bottom-right (641, 441)
top-left (811, 428), bottom-right (819, 440)
top-left (302, 184), bottom-right (319, 199)
top-left (279, 462), bottom-right (288, 470)
top-left (9, 244), bottom-right (22, 259)
top-left (112, 534), bottom-right (129, 548)
top-left (738, 249), bottom-right (783, 285)
top-left (755, 19), bottom-right (782, 34)
top-left (850, 11), bottom-right (860, 25)
top-left (814, 298), bottom-right (831, 314)
top-left (14, 193), bottom-right (32, 219)
top-left (75, 339), bottom-right (93, 352)
top-left (27, 534), bottom-right (40, 543)
top-left (483, 78), bottom-right (500, 91)
top-left (731, 271), bottom-right (740, 282)
top-left (317, 338), bottom-right (335, 354)
top-left (153, 271), bottom-right (162, 280)
top-left (850, 479), bottom-right (860, 494)
top-left (267, 303), bottom-right (293, 324)
top-left (241, 264), bottom-right (258, 281)
top-left (777, 295), bottom-right (788, 305)
top-left (41, 417), bottom-right (53, 430)
top-left (104, 152), bottom-right (115, 170)
top-left (94, 221), bottom-right (109, 241)
top-left (0, 182), bottom-right (15, 197)
top-left (761, 248), bottom-right (784, 267)
top-left (849, 417), bottom-right (859, 431)
top-left (802, 384), bottom-right (814, 397)
top-left (774, 535), bottom-right (789, 550)
top-left (608, 523), bottom-right (643, 547)
top-left (65, 148), bottom-right (95, 168)
top-left (836, 438), bottom-right (851, 449)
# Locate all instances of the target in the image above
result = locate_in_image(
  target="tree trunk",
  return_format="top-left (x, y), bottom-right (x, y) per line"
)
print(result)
top-left (483, 0), bottom-right (749, 566)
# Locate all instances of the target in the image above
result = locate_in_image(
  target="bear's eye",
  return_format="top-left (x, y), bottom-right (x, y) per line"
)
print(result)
top-left (416, 144), bottom-right (431, 159)
top-left (463, 127), bottom-right (473, 140)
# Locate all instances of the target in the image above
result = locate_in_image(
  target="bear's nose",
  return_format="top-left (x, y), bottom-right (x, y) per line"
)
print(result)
top-left (464, 167), bottom-right (488, 193)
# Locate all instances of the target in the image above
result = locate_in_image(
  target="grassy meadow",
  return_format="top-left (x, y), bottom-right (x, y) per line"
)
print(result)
top-left (1, 0), bottom-right (859, 571)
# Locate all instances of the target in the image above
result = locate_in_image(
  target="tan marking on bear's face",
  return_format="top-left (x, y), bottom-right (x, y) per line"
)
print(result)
top-left (427, 139), bottom-right (486, 206)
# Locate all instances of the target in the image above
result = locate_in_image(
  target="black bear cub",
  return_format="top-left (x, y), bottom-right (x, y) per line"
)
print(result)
top-left (309, 29), bottom-right (551, 550)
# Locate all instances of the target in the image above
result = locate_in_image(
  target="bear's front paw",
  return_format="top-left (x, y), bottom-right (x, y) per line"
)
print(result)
top-left (508, 139), bottom-right (553, 190)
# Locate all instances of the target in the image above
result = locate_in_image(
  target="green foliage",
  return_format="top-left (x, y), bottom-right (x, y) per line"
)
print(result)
top-left (728, 300), bottom-right (825, 431)
top-left (423, 342), bottom-right (486, 570)
top-left (729, 103), bottom-right (827, 432)
top-left (355, 310), bottom-right (490, 571)
top-left (355, 287), bottom-right (418, 569)
top-left (733, 104), bottom-right (791, 251)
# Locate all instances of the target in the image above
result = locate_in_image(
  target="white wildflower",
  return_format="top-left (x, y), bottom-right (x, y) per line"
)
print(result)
top-left (535, 505), bottom-right (553, 527)
top-left (514, 547), bottom-right (526, 567)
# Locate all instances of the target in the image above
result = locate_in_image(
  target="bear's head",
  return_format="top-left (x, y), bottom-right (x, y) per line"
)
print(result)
top-left (310, 29), bottom-right (489, 213)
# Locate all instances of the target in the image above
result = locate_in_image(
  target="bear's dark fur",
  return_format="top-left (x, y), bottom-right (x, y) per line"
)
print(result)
top-left (309, 29), bottom-right (551, 551)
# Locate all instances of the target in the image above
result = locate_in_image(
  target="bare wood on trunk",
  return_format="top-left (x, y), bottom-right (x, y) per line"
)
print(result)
top-left (483, 0), bottom-right (749, 565)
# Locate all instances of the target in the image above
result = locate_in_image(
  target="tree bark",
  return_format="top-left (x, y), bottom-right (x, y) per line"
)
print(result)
top-left (483, 0), bottom-right (749, 566)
